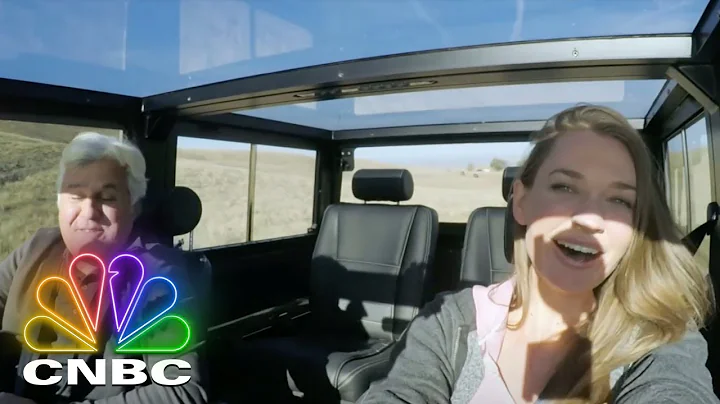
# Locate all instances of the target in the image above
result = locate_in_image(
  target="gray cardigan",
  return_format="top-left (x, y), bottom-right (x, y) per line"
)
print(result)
top-left (359, 288), bottom-right (719, 403)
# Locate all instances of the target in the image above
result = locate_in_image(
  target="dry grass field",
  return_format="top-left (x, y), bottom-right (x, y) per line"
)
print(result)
top-left (0, 120), bottom-right (712, 273)
top-left (173, 147), bottom-right (506, 250)
top-left (0, 123), bottom-right (120, 258)
top-left (341, 165), bottom-right (506, 222)
top-left (173, 147), bottom-right (319, 248)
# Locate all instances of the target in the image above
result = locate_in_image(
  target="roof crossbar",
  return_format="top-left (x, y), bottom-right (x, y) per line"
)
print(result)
top-left (142, 35), bottom-right (693, 118)
top-left (330, 119), bottom-right (645, 147)
top-left (186, 112), bottom-right (330, 140)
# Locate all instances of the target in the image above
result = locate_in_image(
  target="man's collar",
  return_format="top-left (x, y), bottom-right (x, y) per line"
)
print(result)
top-left (125, 226), bottom-right (162, 252)
top-left (125, 230), bottom-right (146, 251)
top-left (61, 248), bottom-right (100, 283)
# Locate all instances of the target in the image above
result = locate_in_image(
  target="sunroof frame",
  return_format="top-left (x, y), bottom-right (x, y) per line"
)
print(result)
top-left (0, 1), bottom-right (717, 148)
top-left (143, 35), bottom-right (692, 116)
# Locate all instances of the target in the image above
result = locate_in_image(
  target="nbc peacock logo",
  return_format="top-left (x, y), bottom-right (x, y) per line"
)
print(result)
top-left (21, 253), bottom-right (194, 387)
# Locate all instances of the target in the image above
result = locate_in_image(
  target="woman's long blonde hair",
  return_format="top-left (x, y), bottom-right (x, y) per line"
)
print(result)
top-left (510, 104), bottom-right (714, 402)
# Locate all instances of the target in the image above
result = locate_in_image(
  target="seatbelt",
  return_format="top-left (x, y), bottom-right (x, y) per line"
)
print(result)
top-left (681, 201), bottom-right (719, 324)
top-left (682, 202), bottom-right (719, 255)
top-left (690, 202), bottom-right (720, 397)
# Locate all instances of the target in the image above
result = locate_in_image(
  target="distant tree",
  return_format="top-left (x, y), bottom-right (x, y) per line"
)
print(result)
top-left (490, 158), bottom-right (508, 171)
top-left (466, 163), bottom-right (475, 172)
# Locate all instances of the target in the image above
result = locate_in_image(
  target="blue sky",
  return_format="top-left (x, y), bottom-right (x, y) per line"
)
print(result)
top-left (0, 0), bottom-right (710, 166)
top-left (0, 0), bottom-right (708, 96)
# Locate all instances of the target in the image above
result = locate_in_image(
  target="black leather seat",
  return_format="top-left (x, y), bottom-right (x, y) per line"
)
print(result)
top-left (235, 168), bottom-right (439, 403)
top-left (458, 167), bottom-right (519, 288)
top-left (137, 186), bottom-right (211, 310)
top-left (147, 186), bottom-right (211, 308)
top-left (136, 186), bottom-right (212, 383)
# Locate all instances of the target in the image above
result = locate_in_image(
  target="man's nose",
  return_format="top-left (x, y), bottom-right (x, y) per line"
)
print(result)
top-left (79, 198), bottom-right (101, 218)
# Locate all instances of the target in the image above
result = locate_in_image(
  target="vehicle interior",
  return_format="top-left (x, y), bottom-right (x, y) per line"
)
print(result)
top-left (2, 0), bottom-right (720, 403)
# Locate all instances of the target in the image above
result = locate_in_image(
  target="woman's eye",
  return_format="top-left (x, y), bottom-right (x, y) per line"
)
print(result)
top-left (611, 197), bottom-right (634, 209)
top-left (550, 183), bottom-right (574, 193)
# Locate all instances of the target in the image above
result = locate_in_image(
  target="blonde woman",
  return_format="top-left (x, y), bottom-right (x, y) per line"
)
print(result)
top-left (359, 105), bottom-right (717, 403)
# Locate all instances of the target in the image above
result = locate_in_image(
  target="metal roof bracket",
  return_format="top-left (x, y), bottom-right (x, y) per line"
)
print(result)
top-left (667, 65), bottom-right (719, 115)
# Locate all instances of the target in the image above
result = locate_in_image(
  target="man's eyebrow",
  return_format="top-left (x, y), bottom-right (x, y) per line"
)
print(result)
top-left (549, 168), bottom-right (636, 190)
top-left (63, 183), bottom-right (119, 191)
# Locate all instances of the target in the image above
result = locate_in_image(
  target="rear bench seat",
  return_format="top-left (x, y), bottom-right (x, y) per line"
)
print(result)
top-left (232, 168), bottom-right (439, 403)
top-left (458, 167), bottom-right (518, 288)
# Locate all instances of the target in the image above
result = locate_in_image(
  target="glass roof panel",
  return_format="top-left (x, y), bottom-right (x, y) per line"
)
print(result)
top-left (236, 80), bottom-right (666, 130)
top-left (0, 0), bottom-right (708, 96)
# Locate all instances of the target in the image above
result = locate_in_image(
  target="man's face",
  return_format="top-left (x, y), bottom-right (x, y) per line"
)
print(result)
top-left (58, 158), bottom-right (134, 258)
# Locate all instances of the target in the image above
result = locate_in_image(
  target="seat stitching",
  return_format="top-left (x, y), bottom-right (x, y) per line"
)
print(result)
top-left (336, 258), bottom-right (401, 268)
top-left (416, 207), bottom-right (433, 319)
top-left (335, 206), bottom-right (341, 262)
top-left (336, 355), bottom-right (391, 391)
top-left (334, 343), bottom-right (393, 387)
top-left (396, 208), bottom-right (417, 268)
top-left (486, 209), bottom-right (494, 284)
top-left (358, 319), bottom-right (383, 325)
top-left (459, 212), bottom-right (471, 285)
top-left (392, 207), bottom-right (417, 339)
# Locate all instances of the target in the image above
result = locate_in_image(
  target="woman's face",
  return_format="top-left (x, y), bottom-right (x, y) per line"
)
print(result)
top-left (513, 130), bottom-right (637, 295)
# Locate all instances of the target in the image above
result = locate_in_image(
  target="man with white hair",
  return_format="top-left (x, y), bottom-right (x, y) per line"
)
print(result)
top-left (0, 133), bottom-right (207, 404)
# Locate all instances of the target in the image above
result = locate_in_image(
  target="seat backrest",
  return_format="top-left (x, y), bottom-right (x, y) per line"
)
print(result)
top-left (310, 169), bottom-right (439, 341)
top-left (185, 251), bottom-right (213, 332)
top-left (136, 186), bottom-right (212, 341)
top-left (458, 167), bottom-right (518, 288)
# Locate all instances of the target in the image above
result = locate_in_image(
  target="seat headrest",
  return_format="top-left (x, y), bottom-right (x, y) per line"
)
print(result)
top-left (161, 186), bottom-right (203, 236)
top-left (352, 169), bottom-right (414, 202)
top-left (502, 166), bottom-right (520, 202)
top-left (140, 186), bottom-right (203, 237)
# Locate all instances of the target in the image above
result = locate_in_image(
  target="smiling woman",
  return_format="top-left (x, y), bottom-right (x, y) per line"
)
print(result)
top-left (358, 104), bottom-right (717, 404)
top-left (506, 105), bottom-right (713, 402)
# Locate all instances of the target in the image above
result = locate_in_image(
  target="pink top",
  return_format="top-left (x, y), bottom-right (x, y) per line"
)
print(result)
top-left (469, 278), bottom-right (518, 404)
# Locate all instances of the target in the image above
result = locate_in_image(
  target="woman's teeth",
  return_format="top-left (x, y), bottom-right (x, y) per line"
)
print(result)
top-left (557, 241), bottom-right (598, 255)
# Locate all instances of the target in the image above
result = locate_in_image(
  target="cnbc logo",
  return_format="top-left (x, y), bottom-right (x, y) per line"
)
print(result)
top-left (21, 253), bottom-right (193, 387)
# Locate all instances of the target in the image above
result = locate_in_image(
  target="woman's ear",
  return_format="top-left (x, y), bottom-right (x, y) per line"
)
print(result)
top-left (512, 180), bottom-right (528, 226)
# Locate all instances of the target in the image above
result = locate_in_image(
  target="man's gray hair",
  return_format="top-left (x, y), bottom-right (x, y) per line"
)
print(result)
top-left (56, 132), bottom-right (148, 209)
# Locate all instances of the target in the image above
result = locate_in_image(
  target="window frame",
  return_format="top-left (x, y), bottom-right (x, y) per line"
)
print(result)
top-left (682, 126), bottom-right (693, 232)
top-left (663, 114), bottom-right (714, 234)
top-left (171, 120), bottom-right (320, 251)
top-left (248, 143), bottom-right (320, 243)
